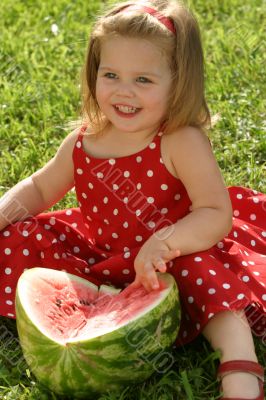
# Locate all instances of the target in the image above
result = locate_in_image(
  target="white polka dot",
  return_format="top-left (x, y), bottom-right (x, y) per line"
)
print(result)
top-left (149, 142), bottom-right (156, 149)
top-left (103, 269), bottom-right (110, 275)
top-left (109, 158), bottom-right (116, 165)
top-left (3, 231), bottom-right (10, 237)
top-left (4, 248), bottom-right (11, 255)
top-left (161, 184), bottom-right (168, 190)
top-left (208, 288), bottom-right (216, 295)
top-left (93, 206), bottom-right (98, 213)
top-left (147, 170), bottom-right (153, 177)
top-left (217, 242), bottom-right (224, 249)
top-left (124, 252), bottom-right (131, 259)
top-left (122, 269), bottom-right (130, 274)
top-left (136, 183), bottom-right (142, 190)
top-left (76, 141), bottom-right (81, 148)
top-left (202, 305), bottom-right (206, 312)
top-left (40, 251), bottom-right (45, 259)
top-left (222, 283), bottom-right (231, 290)
top-left (253, 271), bottom-right (260, 276)
top-left (196, 278), bottom-right (203, 285)
top-left (123, 221), bottom-right (129, 228)
top-left (73, 247), bottom-right (80, 253)
top-left (5, 287), bottom-right (12, 293)
top-left (7, 313), bottom-right (14, 317)
top-left (82, 193), bottom-right (87, 199)
top-left (196, 323), bottom-right (200, 330)
top-left (174, 194), bottom-right (181, 200)
top-left (147, 221), bottom-right (155, 228)
top-left (44, 224), bottom-right (51, 230)
top-left (233, 231), bottom-right (238, 238)
top-left (66, 210), bottom-right (72, 215)
top-left (124, 247), bottom-right (129, 252)
top-left (23, 249), bottom-right (29, 256)
top-left (59, 234), bottom-right (66, 241)
top-left (35, 233), bottom-right (42, 241)
top-left (253, 197), bottom-right (259, 203)
top-left (250, 240), bottom-right (256, 247)
top-left (104, 219), bottom-right (109, 225)
top-left (161, 208), bottom-right (168, 214)
top-left (136, 209), bottom-right (142, 216)
top-left (261, 231), bottom-right (266, 237)
top-left (123, 197), bottom-right (128, 203)
top-left (242, 261), bottom-right (248, 266)
top-left (5, 268), bottom-right (11, 275)
top-left (224, 263), bottom-right (230, 269)
top-left (85, 267), bottom-right (90, 274)
top-left (86, 157), bottom-right (90, 164)
top-left (135, 236), bottom-right (142, 242)
top-left (77, 168), bottom-right (83, 175)
top-left (147, 197), bottom-right (154, 203)
top-left (88, 182), bottom-right (94, 189)
top-left (237, 193), bottom-right (243, 199)
top-left (209, 269), bottom-right (216, 276)
top-left (49, 217), bottom-right (56, 225)
top-left (242, 275), bottom-right (250, 282)
top-left (98, 228), bottom-right (102, 235)
top-left (72, 223), bottom-right (77, 228)
top-left (237, 293), bottom-right (245, 300)
top-left (250, 214), bottom-right (256, 221)
top-left (208, 313), bottom-right (214, 319)
top-left (248, 261), bottom-right (255, 265)
top-left (222, 301), bottom-right (229, 307)
top-left (6, 300), bottom-right (13, 305)
top-left (262, 294), bottom-right (266, 301)
top-left (194, 257), bottom-right (202, 262)
top-left (97, 172), bottom-right (104, 179)
top-left (54, 253), bottom-right (60, 259)
top-left (233, 210), bottom-right (240, 217)
top-left (136, 156), bottom-right (142, 163)
top-left (113, 208), bottom-right (119, 215)
top-left (188, 296), bottom-right (194, 303)
top-left (112, 232), bottom-right (119, 239)
top-left (181, 270), bottom-right (189, 277)
top-left (124, 171), bottom-right (130, 177)
top-left (160, 157), bottom-right (164, 164)
top-left (105, 244), bottom-right (111, 250)
top-left (113, 184), bottom-right (119, 191)
top-left (88, 258), bottom-right (95, 264)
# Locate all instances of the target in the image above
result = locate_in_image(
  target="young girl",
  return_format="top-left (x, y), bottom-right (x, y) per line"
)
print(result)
top-left (0, 1), bottom-right (265, 398)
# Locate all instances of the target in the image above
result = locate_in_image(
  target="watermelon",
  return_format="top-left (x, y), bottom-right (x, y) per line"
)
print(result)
top-left (15, 268), bottom-right (180, 399)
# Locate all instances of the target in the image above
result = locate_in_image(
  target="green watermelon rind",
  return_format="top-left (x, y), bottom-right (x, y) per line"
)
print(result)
top-left (15, 269), bottom-right (180, 399)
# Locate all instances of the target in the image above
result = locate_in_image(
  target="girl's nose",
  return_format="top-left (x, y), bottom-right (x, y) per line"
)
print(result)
top-left (116, 82), bottom-right (135, 97)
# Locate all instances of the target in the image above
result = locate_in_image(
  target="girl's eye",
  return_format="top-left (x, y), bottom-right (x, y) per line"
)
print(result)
top-left (104, 72), bottom-right (117, 79)
top-left (137, 76), bottom-right (151, 83)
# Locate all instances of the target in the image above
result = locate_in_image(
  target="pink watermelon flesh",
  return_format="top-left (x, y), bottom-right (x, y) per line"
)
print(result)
top-left (30, 276), bottom-right (167, 344)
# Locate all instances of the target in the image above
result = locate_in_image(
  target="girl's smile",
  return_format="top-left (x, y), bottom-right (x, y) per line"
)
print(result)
top-left (96, 36), bottom-right (172, 138)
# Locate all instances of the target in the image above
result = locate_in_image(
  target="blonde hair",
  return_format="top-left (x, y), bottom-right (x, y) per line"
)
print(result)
top-left (76, 0), bottom-right (218, 135)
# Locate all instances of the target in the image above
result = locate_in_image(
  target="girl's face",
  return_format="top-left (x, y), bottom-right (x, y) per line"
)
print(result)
top-left (96, 36), bottom-right (172, 136)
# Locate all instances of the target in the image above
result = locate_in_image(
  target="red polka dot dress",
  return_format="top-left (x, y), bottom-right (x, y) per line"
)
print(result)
top-left (0, 124), bottom-right (265, 345)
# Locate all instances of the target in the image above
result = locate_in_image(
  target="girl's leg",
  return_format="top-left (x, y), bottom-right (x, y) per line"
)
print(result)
top-left (202, 309), bottom-right (260, 399)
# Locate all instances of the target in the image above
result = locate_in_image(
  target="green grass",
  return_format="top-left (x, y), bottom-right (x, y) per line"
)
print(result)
top-left (0, 0), bottom-right (265, 399)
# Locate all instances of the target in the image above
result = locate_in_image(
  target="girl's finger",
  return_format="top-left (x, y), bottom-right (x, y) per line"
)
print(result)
top-left (154, 259), bottom-right (167, 273)
top-left (163, 249), bottom-right (181, 261)
top-left (144, 262), bottom-right (160, 290)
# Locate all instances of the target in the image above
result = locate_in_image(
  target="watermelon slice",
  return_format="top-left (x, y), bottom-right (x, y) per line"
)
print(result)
top-left (15, 268), bottom-right (180, 398)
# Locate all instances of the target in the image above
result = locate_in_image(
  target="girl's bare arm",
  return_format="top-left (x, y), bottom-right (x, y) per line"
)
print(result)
top-left (158, 127), bottom-right (233, 255)
top-left (0, 128), bottom-right (79, 231)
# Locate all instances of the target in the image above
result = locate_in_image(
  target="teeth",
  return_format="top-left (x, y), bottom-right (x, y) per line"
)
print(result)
top-left (116, 105), bottom-right (137, 113)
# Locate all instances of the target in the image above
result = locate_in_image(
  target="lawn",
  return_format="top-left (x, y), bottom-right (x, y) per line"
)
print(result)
top-left (0, 0), bottom-right (265, 399)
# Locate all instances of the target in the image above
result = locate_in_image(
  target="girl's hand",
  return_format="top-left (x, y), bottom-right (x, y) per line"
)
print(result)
top-left (132, 235), bottom-right (180, 292)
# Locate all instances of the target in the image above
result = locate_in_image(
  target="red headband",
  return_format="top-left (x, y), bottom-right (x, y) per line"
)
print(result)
top-left (118, 4), bottom-right (176, 35)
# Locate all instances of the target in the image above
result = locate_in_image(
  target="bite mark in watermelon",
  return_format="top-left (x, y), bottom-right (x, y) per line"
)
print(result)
top-left (15, 268), bottom-right (180, 399)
